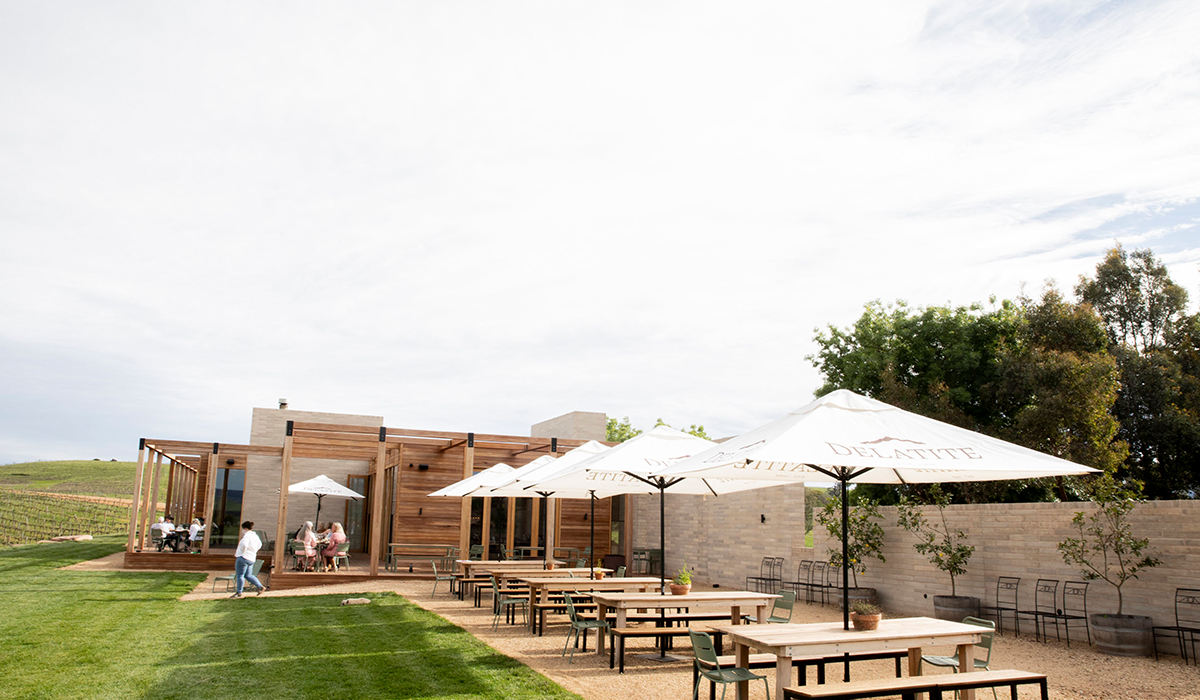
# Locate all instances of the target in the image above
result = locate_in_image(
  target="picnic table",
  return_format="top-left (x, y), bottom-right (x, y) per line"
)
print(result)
top-left (713, 616), bottom-right (985, 700)
top-left (518, 576), bottom-right (660, 633)
top-left (590, 590), bottom-right (778, 656)
top-left (456, 559), bottom-right (566, 577)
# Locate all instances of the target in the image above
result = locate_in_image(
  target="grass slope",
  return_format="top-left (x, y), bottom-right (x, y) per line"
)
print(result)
top-left (1, 460), bottom-right (145, 499)
top-left (0, 537), bottom-right (581, 700)
top-left (0, 491), bottom-right (131, 545)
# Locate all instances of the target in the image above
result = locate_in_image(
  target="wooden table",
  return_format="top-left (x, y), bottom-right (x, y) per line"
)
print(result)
top-left (456, 559), bottom-right (565, 577)
top-left (591, 591), bottom-right (778, 656)
top-left (713, 617), bottom-right (984, 700)
top-left (518, 576), bottom-right (661, 632)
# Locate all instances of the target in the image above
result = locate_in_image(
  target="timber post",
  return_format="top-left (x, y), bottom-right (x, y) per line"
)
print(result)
top-left (200, 443), bottom-right (219, 555)
top-left (458, 433), bottom-right (474, 559)
top-left (368, 426), bottom-right (387, 576)
top-left (126, 438), bottom-right (147, 553)
top-left (272, 422), bottom-right (295, 571)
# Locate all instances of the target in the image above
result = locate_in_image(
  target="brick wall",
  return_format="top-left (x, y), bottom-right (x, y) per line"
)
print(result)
top-left (810, 500), bottom-right (1200, 624)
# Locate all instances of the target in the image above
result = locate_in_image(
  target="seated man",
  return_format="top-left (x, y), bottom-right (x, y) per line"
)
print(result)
top-left (162, 516), bottom-right (187, 552)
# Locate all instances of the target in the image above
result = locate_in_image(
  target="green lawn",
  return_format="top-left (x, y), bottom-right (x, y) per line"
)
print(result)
top-left (0, 537), bottom-right (581, 700)
top-left (0, 460), bottom-right (145, 498)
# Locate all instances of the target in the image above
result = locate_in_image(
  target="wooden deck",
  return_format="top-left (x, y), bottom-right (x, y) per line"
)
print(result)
top-left (123, 551), bottom-right (271, 572)
top-left (270, 571), bottom-right (427, 590)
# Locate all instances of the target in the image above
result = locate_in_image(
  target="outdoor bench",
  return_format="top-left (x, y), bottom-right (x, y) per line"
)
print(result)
top-left (782, 668), bottom-right (1048, 700)
top-left (609, 625), bottom-right (725, 673)
top-left (695, 649), bottom-right (907, 695)
top-left (387, 544), bottom-right (455, 573)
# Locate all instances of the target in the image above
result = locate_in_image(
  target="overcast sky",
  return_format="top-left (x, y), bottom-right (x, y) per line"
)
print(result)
top-left (2, 1), bottom-right (1199, 464)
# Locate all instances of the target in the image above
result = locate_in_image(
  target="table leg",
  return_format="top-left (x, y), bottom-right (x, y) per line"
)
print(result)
top-left (731, 604), bottom-right (742, 625)
top-left (958, 642), bottom-right (975, 700)
top-left (527, 587), bottom-right (537, 633)
top-left (756, 603), bottom-right (768, 624)
top-left (908, 647), bottom-right (923, 700)
top-left (596, 603), bottom-right (609, 656)
top-left (773, 652), bottom-right (791, 700)
top-left (735, 641), bottom-right (750, 700)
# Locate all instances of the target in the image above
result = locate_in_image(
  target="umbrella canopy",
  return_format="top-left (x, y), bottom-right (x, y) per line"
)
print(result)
top-left (656, 389), bottom-right (1100, 628)
top-left (526, 426), bottom-right (781, 598)
top-left (486, 440), bottom-right (610, 497)
top-left (288, 474), bottom-right (365, 526)
top-left (427, 463), bottom-right (516, 498)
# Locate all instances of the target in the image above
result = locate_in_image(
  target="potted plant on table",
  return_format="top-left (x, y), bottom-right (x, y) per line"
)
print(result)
top-left (816, 494), bottom-right (886, 607)
top-left (896, 484), bottom-right (978, 621)
top-left (1058, 473), bottom-right (1160, 656)
top-left (850, 601), bottom-right (883, 631)
top-left (670, 559), bottom-right (692, 595)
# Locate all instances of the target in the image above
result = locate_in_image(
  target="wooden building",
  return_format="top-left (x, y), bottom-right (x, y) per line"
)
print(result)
top-left (124, 407), bottom-right (623, 587)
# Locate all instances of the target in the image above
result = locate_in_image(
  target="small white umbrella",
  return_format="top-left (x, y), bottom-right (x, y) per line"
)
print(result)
top-left (288, 474), bottom-right (365, 525)
top-left (656, 389), bottom-right (1101, 628)
top-left (427, 463), bottom-right (516, 498)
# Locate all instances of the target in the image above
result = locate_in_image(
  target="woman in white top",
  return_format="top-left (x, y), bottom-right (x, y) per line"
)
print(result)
top-left (231, 520), bottom-right (267, 598)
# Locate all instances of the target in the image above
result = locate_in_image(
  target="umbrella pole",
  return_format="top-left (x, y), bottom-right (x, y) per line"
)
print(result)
top-left (659, 483), bottom-right (666, 595)
top-left (314, 494), bottom-right (323, 530)
top-left (589, 491), bottom-right (595, 580)
top-left (841, 476), bottom-right (850, 631)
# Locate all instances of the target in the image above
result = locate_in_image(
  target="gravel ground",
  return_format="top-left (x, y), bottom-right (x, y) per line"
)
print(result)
top-left (68, 553), bottom-right (1200, 699)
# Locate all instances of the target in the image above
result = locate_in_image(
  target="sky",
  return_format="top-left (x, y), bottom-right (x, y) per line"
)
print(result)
top-left (2, 1), bottom-right (1199, 464)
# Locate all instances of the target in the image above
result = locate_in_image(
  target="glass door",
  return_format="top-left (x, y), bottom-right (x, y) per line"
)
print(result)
top-left (345, 474), bottom-right (372, 553)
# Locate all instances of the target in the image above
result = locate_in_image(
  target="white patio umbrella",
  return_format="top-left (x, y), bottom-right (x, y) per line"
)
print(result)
top-left (655, 389), bottom-right (1101, 629)
top-left (485, 441), bottom-right (610, 565)
top-left (528, 426), bottom-right (781, 589)
top-left (288, 474), bottom-right (365, 526)
top-left (426, 462), bottom-right (516, 498)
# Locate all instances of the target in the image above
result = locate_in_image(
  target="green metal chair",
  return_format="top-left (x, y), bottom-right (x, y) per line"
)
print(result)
top-left (767, 590), bottom-right (796, 623)
top-left (921, 616), bottom-right (997, 700)
top-left (330, 543), bottom-right (350, 572)
top-left (431, 559), bottom-right (457, 596)
top-left (213, 559), bottom-right (264, 592)
top-left (468, 544), bottom-right (484, 560)
top-left (490, 575), bottom-right (527, 629)
top-left (615, 565), bottom-right (626, 578)
top-left (575, 557), bottom-right (589, 568)
top-left (690, 630), bottom-right (769, 700)
top-left (562, 592), bottom-right (608, 663)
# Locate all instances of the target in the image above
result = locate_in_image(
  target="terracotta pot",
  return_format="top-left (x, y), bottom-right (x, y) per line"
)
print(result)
top-left (595, 570), bottom-right (605, 580)
top-left (851, 613), bottom-right (882, 631)
top-left (669, 583), bottom-right (691, 595)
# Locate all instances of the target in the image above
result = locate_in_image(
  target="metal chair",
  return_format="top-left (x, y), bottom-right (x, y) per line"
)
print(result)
top-left (767, 590), bottom-right (796, 623)
top-left (1046, 580), bottom-right (1091, 648)
top-left (747, 556), bottom-right (778, 593)
top-left (431, 559), bottom-right (457, 596)
top-left (921, 617), bottom-right (997, 700)
top-left (563, 592), bottom-right (608, 662)
top-left (808, 561), bottom-right (829, 605)
top-left (490, 574), bottom-right (527, 629)
top-left (1015, 579), bottom-right (1058, 642)
top-left (690, 630), bottom-right (769, 700)
top-left (1154, 588), bottom-right (1200, 664)
top-left (615, 565), bottom-right (626, 577)
top-left (213, 558), bottom-right (264, 593)
top-left (979, 576), bottom-right (1020, 636)
top-left (468, 544), bottom-right (484, 560)
top-left (783, 560), bottom-right (814, 602)
top-left (329, 543), bottom-right (350, 572)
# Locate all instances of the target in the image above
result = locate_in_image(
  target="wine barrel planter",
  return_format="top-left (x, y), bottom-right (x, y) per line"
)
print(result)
top-left (833, 587), bottom-right (878, 609)
top-left (1090, 614), bottom-right (1153, 657)
top-left (933, 595), bottom-right (980, 622)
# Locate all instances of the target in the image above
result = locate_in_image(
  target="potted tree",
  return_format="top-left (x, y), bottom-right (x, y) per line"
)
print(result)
top-left (1058, 473), bottom-right (1160, 656)
top-left (670, 559), bottom-right (692, 595)
top-left (850, 601), bottom-right (883, 631)
top-left (897, 484), bottom-right (977, 621)
top-left (816, 493), bottom-right (886, 607)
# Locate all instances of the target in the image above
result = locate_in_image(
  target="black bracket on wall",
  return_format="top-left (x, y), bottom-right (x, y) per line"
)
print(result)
top-left (379, 426), bottom-right (387, 442)
top-left (551, 437), bottom-right (558, 453)
top-left (286, 420), bottom-right (294, 436)
top-left (212, 443), bottom-right (219, 455)
top-left (467, 433), bottom-right (474, 448)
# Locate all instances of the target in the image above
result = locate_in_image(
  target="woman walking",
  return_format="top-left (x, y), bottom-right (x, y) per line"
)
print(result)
top-left (231, 520), bottom-right (267, 599)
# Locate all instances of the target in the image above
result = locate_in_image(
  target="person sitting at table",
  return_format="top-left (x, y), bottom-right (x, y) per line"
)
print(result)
top-left (161, 516), bottom-right (186, 552)
top-left (322, 522), bottom-right (347, 569)
top-left (187, 518), bottom-right (204, 552)
top-left (296, 521), bottom-right (319, 571)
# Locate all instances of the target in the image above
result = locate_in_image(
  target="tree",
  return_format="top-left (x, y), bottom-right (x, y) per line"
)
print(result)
top-left (652, 418), bottom-right (710, 440)
top-left (605, 417), bottom-right (642, 443)
top-left (896, 484), bottom-right (974, 596)
top-left (1075, 245), bottom-right (1189, 353)
top-left (815, 495), bottom-right (886, 588)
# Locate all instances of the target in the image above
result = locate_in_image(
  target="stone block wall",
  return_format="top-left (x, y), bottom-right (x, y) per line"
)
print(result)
top-left (631, 483), bottom-right (810, 588)
top-left (810, 500), bottom-right (1200, 625)
top-left (531, 411), bottom-right (607, 441)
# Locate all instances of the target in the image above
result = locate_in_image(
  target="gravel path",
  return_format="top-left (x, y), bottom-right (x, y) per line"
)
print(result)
top-left (68, 554), bottom-right (1199, 699)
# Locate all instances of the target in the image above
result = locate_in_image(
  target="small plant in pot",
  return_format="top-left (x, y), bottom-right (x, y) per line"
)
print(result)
top-left (849, 601), bottom-right (883, 631)
top-left (896, 484), bottom-right (977, 620)
top-left (670, 559), bottom-right (692, 595)
top-left (816, 493), bottom-right (886, 607)
top-left (1058, 473), bottom-right (1160, 656)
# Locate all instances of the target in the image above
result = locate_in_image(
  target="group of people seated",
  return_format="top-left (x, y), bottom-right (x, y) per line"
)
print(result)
top-left (151, 515), bottom-right (205, 552)
top-left (291, 521), bottom-right (347, 571)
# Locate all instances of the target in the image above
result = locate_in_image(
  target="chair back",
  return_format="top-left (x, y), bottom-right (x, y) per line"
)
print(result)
top-left (468, 544), bottom-right (484, 560)
top-left (769, 590), bottom-right (796, 623)
top-left (1034, 579), bottom-right (1058, 614)
top-left (336, 542), bottom-right (350, 555)
top-left (253, 530), bottom-right (270, 548)
top-left (1062, 580), bottom-right (1089, 616)
top-left (251, 559), bottom-right (264, 576)
top-left (689, 630), bottom-right (724, 681)
top-left (996, 576), bottom-right (1020, 607)
top-left (811, 560), bottom-right (827, 585)
top-left (825, 561), bottom-right (840, 587)
top-left (771, 557), bottom-right (785, 581)
top-left (797, 560), bottom-right (813, 584)
top-left (960, 616), bottom-right (995, 665)
top-left (758, 556), bottom-right (772, 578)
top-left (563, 592), bottom-right (580, 624)
top-left (430, 559), bottom-right (440, 577)
top-left (1175, 588), bottom-right (1200, 628)
top-left (575, 558), bottom-right (588, 568)
top-left (615, 565), bottom-right (626, 578)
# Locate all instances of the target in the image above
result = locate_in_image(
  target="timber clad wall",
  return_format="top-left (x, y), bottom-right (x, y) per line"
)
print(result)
top-left (631, 483), bottom-right (808, 587)
top-left (811, 500), bottom-right (1200, 623)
